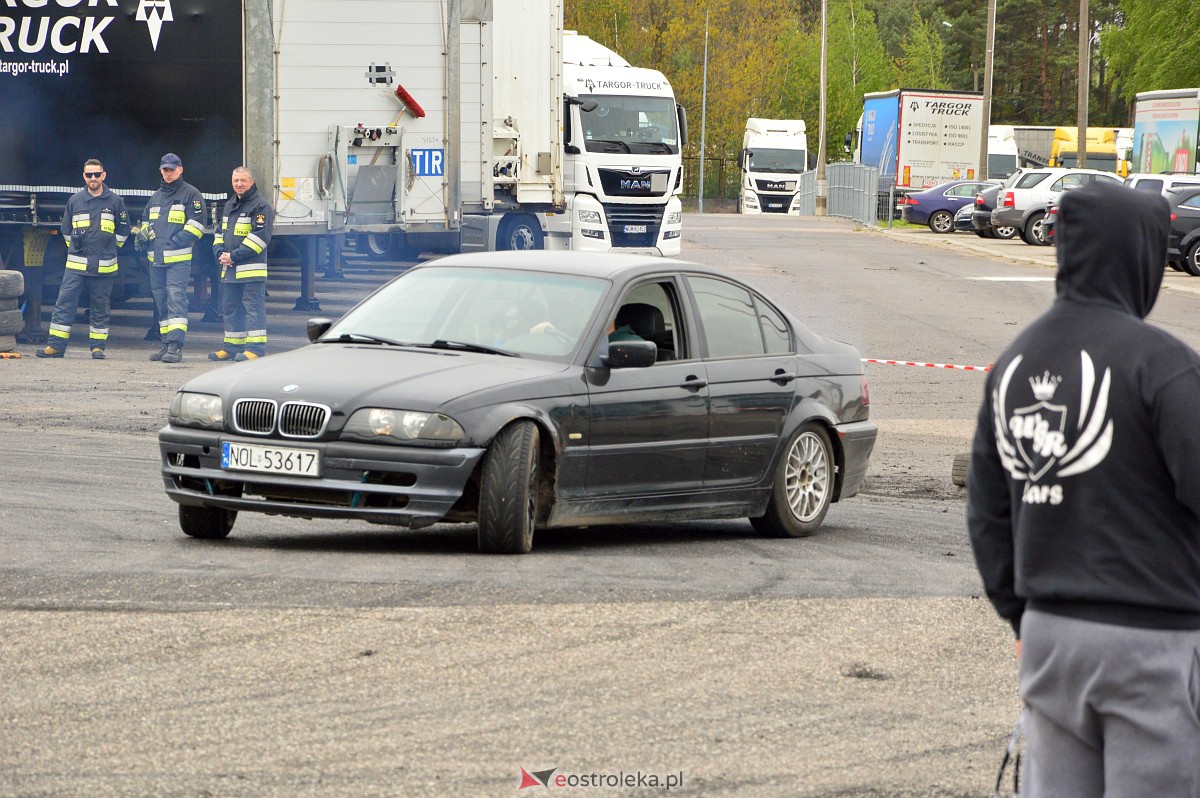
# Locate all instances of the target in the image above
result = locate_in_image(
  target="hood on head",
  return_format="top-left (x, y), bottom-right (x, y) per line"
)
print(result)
top-left (1054, 179), bottom-right (1169, 319)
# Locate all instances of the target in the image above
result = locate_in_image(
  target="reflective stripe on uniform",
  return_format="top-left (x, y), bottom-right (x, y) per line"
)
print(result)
top-left (235, 263), bottom-right (267, 279)
top-left (88, 328), bottom-right (109, 341)
top-left (100, 211), bottom-right (115, 234)
top-left (167, 205), bottom-right (186, 224)
top-left (72, 212), bottom-right (90, 230)
top-left (148, 207), bottom-right (161, 220)
top-left (66, 254), bottom-right (88, 271)
top-left (184, 219), bottom-right (205, 238)
top-left (49, 323), bottom-right (70, 340)
top-left (97, 256), bottom-right (118, 274)
top-left (245, 330), bottom-right (268, 345)
top-left (233, 221), bottom-right (252, 235)
top-left (223, 330), bottom-right (248, 345)
top-left (159, 317), bottom-right (188, 334)
top-left (243, 232), bottom-right (267, 253)
top-left (162, 247), bottom-right (193, 263)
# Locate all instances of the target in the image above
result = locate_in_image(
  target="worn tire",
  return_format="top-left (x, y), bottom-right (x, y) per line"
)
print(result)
top-left (927, 210), bottom-right (954, 234)
top-left (478, 421), bottom-right (539, 554)
top-left (0, 270), bottom-right (23, 299)
top-left (751, 422), bottom-right (834, 538)
top-left (1184, 242), bottom-right (1200, 277)
top-left (0, 309), bottom-right (24, 335)
top-left (0, 296), bottom-right (17, 312)
top-left (0, 334), bottom-right (16, 352)
top-left (179, 504), bottom-right (237, 539)
top-left (951, 452), bottom-right (971, 488)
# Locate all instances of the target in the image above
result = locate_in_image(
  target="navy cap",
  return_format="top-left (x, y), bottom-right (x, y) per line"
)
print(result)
top-left (159, 153), bottom-right (182, 168)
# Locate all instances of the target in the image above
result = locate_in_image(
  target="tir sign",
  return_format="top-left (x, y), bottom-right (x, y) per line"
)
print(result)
top-left (409, 149), bottom-right (444, 177)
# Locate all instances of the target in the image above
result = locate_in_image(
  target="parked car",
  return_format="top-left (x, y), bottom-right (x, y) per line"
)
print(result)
top-left (992, 168), bottom-right (1122, 246)
top-left (1125, 173), bottom-right (1200, 196)
top-left (953, 202), bottom-right (975, 233)
top-left (158, 251), bottom-right (879, 552)
top-left (899, 179), bottom-right (998, 233)
top-left (971, 183), bottom-right (1018, 239)
top-left (1166, 185), bottom-right (1200, 276)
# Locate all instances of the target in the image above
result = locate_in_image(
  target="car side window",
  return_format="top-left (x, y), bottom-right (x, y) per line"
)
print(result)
top-left (688, 276), bottom-right (768, 359)
top-left (1181, 197), bottom-right (1200, 211)
top-left (1016, 173), bottom-right (1049, 189)
top-left (757, 299), bottom-right (792, 354)
top-left (611, 280), bottom-right (684, 361)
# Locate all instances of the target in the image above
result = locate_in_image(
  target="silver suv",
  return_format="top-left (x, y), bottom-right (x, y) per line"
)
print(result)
top-left (1125, 173), bottom-right (1200, 196)
top-left (992, 168), bottom-right (1123, 245)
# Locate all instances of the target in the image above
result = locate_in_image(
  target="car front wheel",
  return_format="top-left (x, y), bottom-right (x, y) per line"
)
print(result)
top-left (179, 504), bottom-right (236, 539)
top-left (751, 422), bottom-right (833, 538)
top-left (1185, 242), bottom-right (1200, 277)
top-left (928, 210), bottom-right (954, 234)
top-left (478, 421), bottom-right (539, 553)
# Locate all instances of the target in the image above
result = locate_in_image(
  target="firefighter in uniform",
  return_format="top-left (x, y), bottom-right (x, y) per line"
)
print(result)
top-left (210, 166), bottom-right (272, 362)
top-left (140, 153), bottom-right (206, 363)
top-left (38, 159), bottom-right (131, 359)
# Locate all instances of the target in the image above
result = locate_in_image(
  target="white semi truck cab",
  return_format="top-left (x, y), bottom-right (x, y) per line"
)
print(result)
top-left (557, 31), bottom-right (686, 255)
top-left (738, 119), bottom-right (809, 214)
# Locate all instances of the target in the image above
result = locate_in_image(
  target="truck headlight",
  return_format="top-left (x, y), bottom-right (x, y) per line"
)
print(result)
top-left (577, 209), bottom-right (603, 225)
top-left (169, 392), bottom-right (223, 430)
top-left (666, 211), bottom-right (681, 225)
top-left (343, 408), bottom-right (465, 443)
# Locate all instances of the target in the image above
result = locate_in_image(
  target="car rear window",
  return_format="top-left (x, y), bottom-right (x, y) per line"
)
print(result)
top-left (1134, 179), bottom-right (1164, 193)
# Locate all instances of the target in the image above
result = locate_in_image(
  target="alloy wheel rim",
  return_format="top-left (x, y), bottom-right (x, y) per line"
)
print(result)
top-left (784, 431), bottom-right (830, 523)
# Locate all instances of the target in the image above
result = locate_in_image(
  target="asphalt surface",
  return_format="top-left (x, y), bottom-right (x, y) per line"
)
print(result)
top-left (0, 221), bottom-right (1116, 797)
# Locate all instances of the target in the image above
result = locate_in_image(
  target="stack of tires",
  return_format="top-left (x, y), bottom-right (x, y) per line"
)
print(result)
top-left (0, 271), bottom-right (25, 353)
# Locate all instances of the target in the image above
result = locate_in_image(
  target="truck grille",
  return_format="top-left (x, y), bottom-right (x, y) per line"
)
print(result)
top-left (754, 192), bottom-right (793, 213)
top-left (597, 168), bottom-right (672, 197)
top-left (232, 399), bottom-right (331, 438)
top-left (602, 203), bottom-right (664, 248)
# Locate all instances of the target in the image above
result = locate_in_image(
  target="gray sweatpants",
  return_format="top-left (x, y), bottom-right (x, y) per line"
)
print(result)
top-left (1019, 608), bottom-right (1200, 797)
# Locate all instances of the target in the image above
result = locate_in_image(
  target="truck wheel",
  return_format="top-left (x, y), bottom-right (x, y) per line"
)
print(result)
top-left (179, 504), bottom-right (237, 539)
top-left (751, 422), bottom-right (833, 538)
top-left (1025, 212), bottom-right (1049, 246)
top-left (928, 210), bottom-right (954, 234)
top-left (1184, 242), bottom-right (1200, 277)
top-left (500, 216), bottom-right (544, 251)
top-left (478, 421), bottom-right (539, 554)
top-left (357, 233), bottom-right (394, 260)
top-left (0, 270), bottom-right (23, 298)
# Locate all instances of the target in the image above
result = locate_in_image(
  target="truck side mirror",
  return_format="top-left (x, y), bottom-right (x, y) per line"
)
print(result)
top-left (676, 104), bottom-right (688, 148)
top-left (843, 132), bottom-right (853, 153)
top-left (737, 149), bottom-right (747, 168)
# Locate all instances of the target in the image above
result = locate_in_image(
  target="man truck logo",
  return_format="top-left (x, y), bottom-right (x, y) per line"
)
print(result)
top-left (136, 0), bottom-right (173, 51)
top-left (620, 179), bottom-right (651, 191)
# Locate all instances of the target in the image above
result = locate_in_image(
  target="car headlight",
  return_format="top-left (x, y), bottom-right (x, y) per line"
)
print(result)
top-left (666, 211), bottom-right (682, 225)
top-left (342, 408), bottom-right (465, 443)
top-left (169, 392), bottom-right (223, 430)
top-left (577, 209), bottom-right (603, 225)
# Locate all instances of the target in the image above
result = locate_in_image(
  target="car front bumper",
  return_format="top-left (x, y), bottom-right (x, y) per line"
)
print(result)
top-left (159, 426), bottom-right (487, 528)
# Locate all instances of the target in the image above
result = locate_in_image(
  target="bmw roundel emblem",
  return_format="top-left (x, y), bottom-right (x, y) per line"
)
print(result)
top-left (282, 384), bottom-right (299, 394)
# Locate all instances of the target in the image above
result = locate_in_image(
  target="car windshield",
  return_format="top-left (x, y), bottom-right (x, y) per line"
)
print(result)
top-left (324, 266), bottom-right (609, 360)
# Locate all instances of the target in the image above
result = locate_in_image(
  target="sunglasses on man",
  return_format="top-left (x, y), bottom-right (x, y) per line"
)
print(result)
top-left (84, 171), bottom-right (103, 178)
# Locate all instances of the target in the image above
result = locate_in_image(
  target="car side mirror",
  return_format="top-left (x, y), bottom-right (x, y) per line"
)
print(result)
top-left (606, 340), bottom-right (657, 369)
top-left (307, 318), bottom-right (334, 343)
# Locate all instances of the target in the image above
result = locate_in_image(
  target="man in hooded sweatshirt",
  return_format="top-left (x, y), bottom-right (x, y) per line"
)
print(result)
top-left (141, 153), bottom-right (207, 363)
top-left (967, 179), bottom-right (1200, 796)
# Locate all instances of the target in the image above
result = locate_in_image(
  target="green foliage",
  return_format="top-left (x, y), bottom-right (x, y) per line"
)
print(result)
top-left (1101, 0), bottom-right (1200, 101)
top-left (895, 9), bottom-right (947, 89)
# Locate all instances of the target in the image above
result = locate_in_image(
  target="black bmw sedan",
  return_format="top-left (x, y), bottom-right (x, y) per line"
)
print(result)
top-left (159, 252), bottom-right (877, 553)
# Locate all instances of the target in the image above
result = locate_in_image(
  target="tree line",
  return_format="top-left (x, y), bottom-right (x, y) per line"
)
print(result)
top-left (565, 0), bottom-right (1200, 163)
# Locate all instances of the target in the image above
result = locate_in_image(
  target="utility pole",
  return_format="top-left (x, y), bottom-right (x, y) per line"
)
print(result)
top-left (815, 0), bottom-right (828, 216)
top-left (977, 0), bottom-right (996, 181)
top-left (697, 10), bottom-right (709, 213)
top-left (1077, 0), bottom-right (1088, 168)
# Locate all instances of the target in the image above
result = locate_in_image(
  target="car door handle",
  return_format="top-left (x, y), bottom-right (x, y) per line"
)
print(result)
top-left (770, 371), bottom-right (797, 385)
top-left (680, 376), bottom-right (707, 390)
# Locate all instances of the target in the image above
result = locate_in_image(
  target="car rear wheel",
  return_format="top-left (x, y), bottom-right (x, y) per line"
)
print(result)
top-left (928, 210), bottom-right (954, 234)
top-left (751, 422), bottom-right (833, 538)
top-left (179, 504), bottom-right (236, 539)
top-left (1185, 242), bottom-right (1200, 277)
top-left (1025, 212), bottom-right (1050, 246)
top-left (478, 420), bottom-right (539, 553)
top-left (993, 224), bottom-right (1017, 240)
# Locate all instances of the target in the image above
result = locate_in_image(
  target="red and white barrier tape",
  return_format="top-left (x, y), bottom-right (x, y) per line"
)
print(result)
top-left (862, 358), bottom-right (992, 372)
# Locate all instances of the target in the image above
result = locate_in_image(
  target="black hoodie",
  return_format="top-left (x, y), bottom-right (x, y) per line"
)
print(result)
top-left (967, 179), bottom-right (1200, 636)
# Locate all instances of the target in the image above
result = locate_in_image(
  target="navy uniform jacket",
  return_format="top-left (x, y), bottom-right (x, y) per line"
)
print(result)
top-left (61, 187), bottom-right (131, 277)
top-left (213, 184), bottom-right (272, 283)
top-left (145, 179), bottom-right (207, 267)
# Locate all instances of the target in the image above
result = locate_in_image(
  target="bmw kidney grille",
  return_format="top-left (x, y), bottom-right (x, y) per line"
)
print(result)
top-left (232, 398), bottom-right (330, 438)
